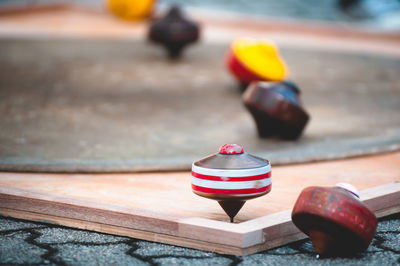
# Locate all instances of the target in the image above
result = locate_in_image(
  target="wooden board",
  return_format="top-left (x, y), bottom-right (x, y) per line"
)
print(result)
top-left (0, 152), bottom-right (399, 255)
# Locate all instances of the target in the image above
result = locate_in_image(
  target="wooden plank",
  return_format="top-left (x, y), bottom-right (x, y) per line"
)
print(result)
top-left (0, 187), bottom-right (249, 249)
top-left (1, 152), bottom-right (399, 223)
top-left (361, 182), bottom-right (400, 216)
top-left (0, 187), bottom-right (181, 235)
top-left (1, 183), bottom-right (398, 255)
top-left (0, 208), bottom-right (245, 255)
top-left (0, 153), bottom-right (399, 255)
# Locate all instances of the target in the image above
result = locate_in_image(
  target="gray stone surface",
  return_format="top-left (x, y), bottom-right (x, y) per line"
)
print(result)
top-left (52, 243), bottom-right (146, 266)
top-left (0, 230), bottom-right (46, 264)
top-left (1, 39), bottom-right (400, 173)
top-left (0, 214), bottom-right (399, 265)
top-left (37, 227), bottom-right (127, 244)
top-left (134, 241), bottom-right (216, 258)
top-left (0, 217), bottom-right (44, 231)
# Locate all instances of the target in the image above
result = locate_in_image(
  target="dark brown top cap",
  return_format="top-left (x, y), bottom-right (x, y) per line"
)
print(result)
top-left (194, 144), bottom-right (269, 170)
top-left (243, 81), bottom-right (310, 139)
top-left (148, 5), bottom-right (199, 58)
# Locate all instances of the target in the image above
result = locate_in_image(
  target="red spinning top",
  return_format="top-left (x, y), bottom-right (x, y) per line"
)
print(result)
top-left (291, 183), bottom-right (377, 256)
top-left (192, 144), bottom-right (271, 222)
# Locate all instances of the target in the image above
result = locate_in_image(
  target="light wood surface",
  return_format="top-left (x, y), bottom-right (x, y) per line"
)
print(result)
top-left (0, 152), bottom-right (399, 255)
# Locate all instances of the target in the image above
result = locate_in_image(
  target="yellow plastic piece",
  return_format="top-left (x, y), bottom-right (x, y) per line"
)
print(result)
top-left (108, 0), bottom-right (156, 21)
top-left (232, 38), bottom-right (287, 81)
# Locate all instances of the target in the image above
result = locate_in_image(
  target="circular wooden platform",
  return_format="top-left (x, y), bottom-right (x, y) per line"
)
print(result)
top-left (0, 38), bottom-right (399, 172)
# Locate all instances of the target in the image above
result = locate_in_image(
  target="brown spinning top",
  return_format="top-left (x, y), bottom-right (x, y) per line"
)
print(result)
top-left (291, 183), bottom-right (377, 256)
top-left (191, 144), bottom-right (271, 222)
top-left (148, 5), bottom-right (200, 58)
top-left (243, 80), bottom-right (310, 140)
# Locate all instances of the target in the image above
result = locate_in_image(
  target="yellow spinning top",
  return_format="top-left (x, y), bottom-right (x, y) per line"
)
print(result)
top-left (231, 38), bottom-right (287, 81)
top-left (108, 0), bottom-right (156, 21)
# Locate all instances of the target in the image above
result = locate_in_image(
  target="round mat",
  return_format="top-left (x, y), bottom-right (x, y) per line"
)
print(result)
top-left (0, 38), bottom-right (399, 172)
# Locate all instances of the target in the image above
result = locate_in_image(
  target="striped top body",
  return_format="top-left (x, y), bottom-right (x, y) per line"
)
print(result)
top-left (191, 163), bottom-right (271, 198)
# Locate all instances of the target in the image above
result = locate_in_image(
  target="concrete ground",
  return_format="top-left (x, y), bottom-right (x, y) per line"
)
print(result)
top-left (0, 214), bottom-right (399, 265)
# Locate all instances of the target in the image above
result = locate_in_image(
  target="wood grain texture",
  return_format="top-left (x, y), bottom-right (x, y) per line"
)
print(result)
top-left (0, 153), bottom-right (399, 255)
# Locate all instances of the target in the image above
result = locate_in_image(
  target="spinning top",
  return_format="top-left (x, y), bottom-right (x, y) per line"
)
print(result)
top-left (192, 144), bottom-right (271, 223)
top-left (149, 6), bottom-right (200, 58)
top-left (108, 0), bottom-right (155, 21)
top-left (292, 183), bottom-right (377, 256)
top-left (243, 80), bottom-right (310, 140)
top-left (226, 38), bottom-right (287, 88)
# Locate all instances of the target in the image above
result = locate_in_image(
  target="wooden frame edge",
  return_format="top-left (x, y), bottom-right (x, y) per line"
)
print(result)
top-left (0, 182), bottom-right (399, 255)
top-left (0, 208), bottom-right (246, 256)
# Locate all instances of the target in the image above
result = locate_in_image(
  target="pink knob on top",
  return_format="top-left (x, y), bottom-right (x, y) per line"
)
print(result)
top-left (218, 144), bottom-right (244, 154)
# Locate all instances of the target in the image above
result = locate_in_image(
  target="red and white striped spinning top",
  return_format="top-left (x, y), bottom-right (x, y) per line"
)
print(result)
top-left (192, 144), bottom-right (271, 222)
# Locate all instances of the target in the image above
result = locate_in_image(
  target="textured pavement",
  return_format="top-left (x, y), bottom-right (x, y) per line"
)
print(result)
top-left (0, 214), bottom-right (399, 265)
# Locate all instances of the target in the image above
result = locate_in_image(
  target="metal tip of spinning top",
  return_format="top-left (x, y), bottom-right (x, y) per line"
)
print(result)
top-left (308, 230), bottom-right (365, 257)
top-left (308, 229), bottom-right (365, 256)
top-left (218, 200), bottom-right (245, 223)
top-left (308, 230), bottom-right (339, 256)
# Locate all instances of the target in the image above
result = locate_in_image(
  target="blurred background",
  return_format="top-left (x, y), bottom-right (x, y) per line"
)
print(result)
top-left (0, 0), bottom-right (400, 31)
top-left (160, 0), bottom-right (400, 30)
